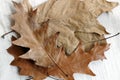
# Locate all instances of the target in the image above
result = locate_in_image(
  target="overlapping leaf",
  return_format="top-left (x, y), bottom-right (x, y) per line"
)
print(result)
top-left (8, 37), bottom-right (109, 80)
top-left (8, 37), bottom-right (48, 80)
top-left (7, 0), bottom-right (117, 80)
top-left (11, 0), bottom-right (64, 67)
top-left (36, 0), bottom-right (117, 53)
top-left (12, 0), bottom-right (118, 54)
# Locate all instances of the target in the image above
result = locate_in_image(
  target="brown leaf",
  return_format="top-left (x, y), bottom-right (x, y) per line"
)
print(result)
top-left (8, 37), bottom-right (47, 80)
top-left (8, 37), bottom-right (109, 80)
top-left (47, 43), bottom-right (110, 80)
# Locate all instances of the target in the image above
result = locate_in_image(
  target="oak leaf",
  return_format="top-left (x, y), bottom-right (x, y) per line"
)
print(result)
top-left (2, 0), bottom-right (117, 80)
top-left (46, 43), bottom-right (110, 80)
top-left (11, 0), bottom-right (63, 67)
top-left (8, 37), bottom-right (48, 80)
top-left (8, 0), bottom-right (116, 79)
top-left (8, 37), bottom-right (110, 80)
top-left (36, 0), bottom-right (117, 53)
top-left (12, 0), bottom-right (78, 55)
top-left (12, 0), bottom-right (118, 54)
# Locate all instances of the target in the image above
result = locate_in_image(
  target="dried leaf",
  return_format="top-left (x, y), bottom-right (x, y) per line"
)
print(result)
top-left (8, 0), bottom-right (116, 79)
top-left (46, 43), bottom-right (110, 80)
top-left (8, 37), bottom-right (48, 80)
top-left (8, 38), bottom-right (110, 80)
top-left (11, 0), bottom-right (64, 67)
top-left (36, 0), bottom-right (118, 53)
top-left (12, 0), bottom-right (118, 54)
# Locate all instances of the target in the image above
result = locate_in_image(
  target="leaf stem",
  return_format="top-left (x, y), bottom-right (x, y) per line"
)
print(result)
top-left (88, 32), bottom-right (120, 43)
top-left (1, 30), bottom-right (14, 38)
top-left (46, 49), bottom-right (68, 77)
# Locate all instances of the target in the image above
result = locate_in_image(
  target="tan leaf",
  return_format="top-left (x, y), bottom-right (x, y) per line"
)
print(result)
top-left (12, 4), bottom-right (61, 67)
top-left (12, 0), bottom-right (117, 54)
top-left (36, 0), bottom-right (118, 53)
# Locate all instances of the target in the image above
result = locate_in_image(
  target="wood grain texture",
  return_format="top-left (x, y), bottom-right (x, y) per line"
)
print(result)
top-left (0, 0), bottom-right (120, 80)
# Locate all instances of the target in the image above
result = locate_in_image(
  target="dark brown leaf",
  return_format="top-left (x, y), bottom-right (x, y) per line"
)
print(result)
top-left (8, 37), bottom-right (47, 80)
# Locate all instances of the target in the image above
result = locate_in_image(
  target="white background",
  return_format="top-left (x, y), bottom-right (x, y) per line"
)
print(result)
top-left (0, 0), bottom-right (120, 80)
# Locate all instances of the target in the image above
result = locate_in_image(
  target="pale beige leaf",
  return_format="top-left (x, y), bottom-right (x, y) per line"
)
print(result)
top-left (36, 0), bottom-right (118, 53)
top-left (12, 2), bottom-right (61, 67)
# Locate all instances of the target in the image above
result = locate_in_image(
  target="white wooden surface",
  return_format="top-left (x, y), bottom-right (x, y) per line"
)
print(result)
top-left (0, 0), bottom-right (120, 80)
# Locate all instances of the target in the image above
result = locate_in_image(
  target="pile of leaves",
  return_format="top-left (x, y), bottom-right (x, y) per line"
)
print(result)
top-left (7, 0), bottom-right (117, 80)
